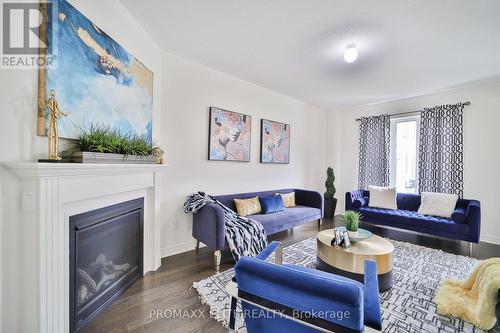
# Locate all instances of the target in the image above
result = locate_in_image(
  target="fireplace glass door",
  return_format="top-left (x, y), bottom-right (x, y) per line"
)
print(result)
top-left (69, 198), bottom-right (143, 332)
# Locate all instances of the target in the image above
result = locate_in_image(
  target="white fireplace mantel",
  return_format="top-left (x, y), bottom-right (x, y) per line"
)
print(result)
top-left (3, 162), bottom-right (168, 333)
top-left (4, 161), bottom-right (169, 179)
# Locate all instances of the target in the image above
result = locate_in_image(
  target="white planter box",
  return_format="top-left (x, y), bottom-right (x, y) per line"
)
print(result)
top-left (69, 151), bottom-right (159, 164)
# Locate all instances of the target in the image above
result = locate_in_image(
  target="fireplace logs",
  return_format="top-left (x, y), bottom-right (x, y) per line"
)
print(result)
top-left (77, 254), bottom-right (131, 306)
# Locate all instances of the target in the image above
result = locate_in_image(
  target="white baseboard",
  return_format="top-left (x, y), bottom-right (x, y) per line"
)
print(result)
top-left (160, 240), bottom-right (207, 258)
top-left (480, 235), bottom-right (500, 245)
top-left (160, 242), bottom-right (193, 258)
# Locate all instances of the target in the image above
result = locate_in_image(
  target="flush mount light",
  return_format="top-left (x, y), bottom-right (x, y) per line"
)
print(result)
top-left (344, 44), bottom-right (358, 63)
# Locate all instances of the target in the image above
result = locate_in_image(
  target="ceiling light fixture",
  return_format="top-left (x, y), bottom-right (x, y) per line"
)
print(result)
top-left (344, 44), bottom-right (358, 63)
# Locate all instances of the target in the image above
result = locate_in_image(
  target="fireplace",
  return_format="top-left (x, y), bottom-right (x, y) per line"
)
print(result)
top-left (69, 198), bottom-right (144, 332)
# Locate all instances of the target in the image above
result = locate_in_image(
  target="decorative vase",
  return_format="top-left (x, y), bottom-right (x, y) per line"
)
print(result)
top-left (323, 197), bottom-right (337, 218)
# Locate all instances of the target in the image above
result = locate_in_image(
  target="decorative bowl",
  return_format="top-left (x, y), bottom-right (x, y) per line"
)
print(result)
top-left (336, 226), bottom-right (373, 242)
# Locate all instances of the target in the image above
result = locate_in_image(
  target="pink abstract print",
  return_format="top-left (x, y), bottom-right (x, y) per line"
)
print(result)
top-left (209, 107), bottom-right (251, 161)
top-left (261, 119), bottom-right (290, 163)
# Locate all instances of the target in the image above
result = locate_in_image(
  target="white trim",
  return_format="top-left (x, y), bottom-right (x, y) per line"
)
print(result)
top-left (389, 115), bottom-right (419, 193)
top-left (1, 162), bottom-right (169, 179)
top-left (161, 240), bottom-right (207, 258)
top-left (480, 235), bottom-right (500, 245)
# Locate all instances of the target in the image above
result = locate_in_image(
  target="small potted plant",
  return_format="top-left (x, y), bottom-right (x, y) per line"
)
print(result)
top-left (344, 210), bottom-right (362, 238)
top-left (324, 167), bottom-right (337, 218)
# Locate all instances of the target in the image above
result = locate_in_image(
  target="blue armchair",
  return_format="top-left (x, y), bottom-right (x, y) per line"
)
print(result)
top-left (227, 242), bottom-right (382, 333)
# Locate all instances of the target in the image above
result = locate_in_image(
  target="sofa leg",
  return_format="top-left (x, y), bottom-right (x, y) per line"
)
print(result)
top-left (318, 219), bottom-right (322, 230)
top-left (195, 240), bottom-right (200, 253)
top-left (214, 250), bottom-right (221, 273)
top-left (468, 242), bottom-right (473, 257)
top-left (275, 246), bottom-right (283, 265)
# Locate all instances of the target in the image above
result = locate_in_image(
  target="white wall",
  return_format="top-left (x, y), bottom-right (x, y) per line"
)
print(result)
top-left (326, 109), bottom-right (342, 197)
top-left (0, 1), bottom-right (163, 331)
top-left (334, 79), bottom-right (500, 245)
top-left (2, 1), bottom-right (497, 331)
top-left (0, 1), bottom-right (330, 329)
top-left (159, 53), bottom-right (329, 256)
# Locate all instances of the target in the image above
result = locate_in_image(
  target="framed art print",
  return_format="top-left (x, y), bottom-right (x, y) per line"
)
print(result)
top-left (208, 107), bottom-right (251, 161)
top-left (260, 119), bottom-right (290, 164)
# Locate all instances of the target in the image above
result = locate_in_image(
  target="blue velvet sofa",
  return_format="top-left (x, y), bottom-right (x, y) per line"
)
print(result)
top-left (193, 189), bottom-right (323, 270)
top-left (345, 190), bottom-right (480, 243)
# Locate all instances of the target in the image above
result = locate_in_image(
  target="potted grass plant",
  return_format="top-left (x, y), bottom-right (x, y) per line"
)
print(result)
top-left (65, 123), bottom-right (163, 164)
top-left (323, 167), bottom-right (337, 218)
top-left (344, 210), bottom-right (362, 238)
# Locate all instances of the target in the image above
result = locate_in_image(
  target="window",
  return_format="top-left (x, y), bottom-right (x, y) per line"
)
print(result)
top-left (390, 116), bottom-right (419, 193)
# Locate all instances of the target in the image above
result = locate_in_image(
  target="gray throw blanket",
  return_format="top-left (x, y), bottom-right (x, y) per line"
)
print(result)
top-left (183, 192), bottom-right (268, 260)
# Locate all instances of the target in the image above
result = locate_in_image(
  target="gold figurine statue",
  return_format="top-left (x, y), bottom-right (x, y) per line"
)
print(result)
top-left (46, 90), bottom-right (69, 160)
top-left (152, 146), bottom-right (165, 164)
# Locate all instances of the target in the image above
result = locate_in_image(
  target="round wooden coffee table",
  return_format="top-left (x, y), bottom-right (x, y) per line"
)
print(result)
top-left (316, 229), bottom-right (394, 291)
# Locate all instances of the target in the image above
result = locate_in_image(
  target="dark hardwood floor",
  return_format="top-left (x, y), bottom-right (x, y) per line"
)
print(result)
top-left (85, 216), bottom-right (500, 333)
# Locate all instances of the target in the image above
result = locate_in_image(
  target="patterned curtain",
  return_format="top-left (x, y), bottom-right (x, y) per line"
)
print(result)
top-left (418, 103), bottom-right (464, 197)
top-left (358, 114), bottom-right (391, 189)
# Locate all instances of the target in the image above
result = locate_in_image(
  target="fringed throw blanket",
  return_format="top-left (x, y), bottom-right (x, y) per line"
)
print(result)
top-left (183, 192), bottom-right (268, 260)
top-left (434, 257), bottom-right (500, 330)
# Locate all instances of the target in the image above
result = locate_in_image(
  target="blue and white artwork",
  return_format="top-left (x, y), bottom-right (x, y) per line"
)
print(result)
top-left (40, 0), bottom-right (153, 140)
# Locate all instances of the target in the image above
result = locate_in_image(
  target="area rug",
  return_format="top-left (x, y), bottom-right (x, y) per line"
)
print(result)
top-left (193, 237), bottom-right (484, 332)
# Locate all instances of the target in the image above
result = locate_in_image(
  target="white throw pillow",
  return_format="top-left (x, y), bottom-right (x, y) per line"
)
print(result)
top-left (368, 186), bottom-right (397, 210)
top-left (418, 192), bottom-right (458, 218)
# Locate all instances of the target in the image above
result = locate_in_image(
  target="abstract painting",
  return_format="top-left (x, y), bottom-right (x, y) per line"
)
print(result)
top-left (208, 107), bottom-right (251, 161)
top-left (260, 119), bottom-right (290, 164)
top-left (38, 0), bottom-right (153, 141)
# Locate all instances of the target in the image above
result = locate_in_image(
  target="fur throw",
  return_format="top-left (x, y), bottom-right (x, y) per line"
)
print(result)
top-left (434, 257), bottom-right (500, 330)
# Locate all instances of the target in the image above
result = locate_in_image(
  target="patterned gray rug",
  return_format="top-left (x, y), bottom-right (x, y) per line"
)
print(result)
top-left (193, 237), bottom-right (484, 332)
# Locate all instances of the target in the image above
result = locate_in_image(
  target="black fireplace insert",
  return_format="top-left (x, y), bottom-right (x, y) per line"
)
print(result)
top-left (69, 198), bottom-right (143, 332)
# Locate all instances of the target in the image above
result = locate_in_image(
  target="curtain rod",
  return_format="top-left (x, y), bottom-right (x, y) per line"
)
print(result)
top-left (355, 101), bottom-right (470, 121)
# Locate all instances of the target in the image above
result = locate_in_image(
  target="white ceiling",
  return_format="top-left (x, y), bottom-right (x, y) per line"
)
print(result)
top-left (120, 0), bottom-right (500, 110)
